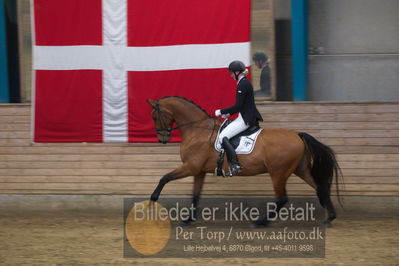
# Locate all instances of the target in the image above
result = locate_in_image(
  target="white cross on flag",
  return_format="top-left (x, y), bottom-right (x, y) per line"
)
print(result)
top-left (32, 0), bottom-right (250, 142)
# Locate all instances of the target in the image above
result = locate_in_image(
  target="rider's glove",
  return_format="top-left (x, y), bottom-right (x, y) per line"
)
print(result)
top-left (214, 109), bottom-right (222, 117)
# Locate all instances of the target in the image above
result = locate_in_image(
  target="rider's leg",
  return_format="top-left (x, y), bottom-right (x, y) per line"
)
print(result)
top-left (218, 114), bottom-right (249, 176)
top-left (222, 137), bottom-right (241, 175)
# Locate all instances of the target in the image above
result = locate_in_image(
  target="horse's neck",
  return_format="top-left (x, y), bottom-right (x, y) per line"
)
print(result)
top-left (167, 101), bottom-right (210, 138)
top-left (169, 102), bottom-right (204, 125)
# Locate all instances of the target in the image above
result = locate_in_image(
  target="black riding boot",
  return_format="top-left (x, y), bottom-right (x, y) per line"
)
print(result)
top-left (222, 137), bottom-right (242, 176)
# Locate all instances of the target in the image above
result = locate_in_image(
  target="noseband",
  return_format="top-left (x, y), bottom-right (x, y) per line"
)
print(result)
top-left (153, 101), bottom-right (175, 138)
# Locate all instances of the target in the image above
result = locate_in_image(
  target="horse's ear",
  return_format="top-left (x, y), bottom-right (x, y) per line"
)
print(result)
top-left (146, 98), bottom-right (156, 107)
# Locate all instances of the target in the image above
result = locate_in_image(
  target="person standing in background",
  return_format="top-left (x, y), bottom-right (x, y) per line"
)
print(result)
top-left (252, 51), bottom-right (271, 98)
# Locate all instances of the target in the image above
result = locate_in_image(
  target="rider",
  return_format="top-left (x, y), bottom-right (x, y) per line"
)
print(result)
top-left (214, 60), bottom-right (263, 176)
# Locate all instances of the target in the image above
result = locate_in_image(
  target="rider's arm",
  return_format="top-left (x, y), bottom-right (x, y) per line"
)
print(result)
top-left (220, 83), bottom-right (248, 115)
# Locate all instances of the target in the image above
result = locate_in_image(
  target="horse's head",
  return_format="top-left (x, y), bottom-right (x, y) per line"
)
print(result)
top-left (147, 98), bottom-right (175, 144)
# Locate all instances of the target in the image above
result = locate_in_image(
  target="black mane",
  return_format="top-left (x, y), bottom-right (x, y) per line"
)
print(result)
top-left (160, 96), bottom-right (211, 117)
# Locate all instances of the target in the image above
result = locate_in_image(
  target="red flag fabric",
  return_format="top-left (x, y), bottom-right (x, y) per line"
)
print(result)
top-left (32, 0), bottom-right (251, 142)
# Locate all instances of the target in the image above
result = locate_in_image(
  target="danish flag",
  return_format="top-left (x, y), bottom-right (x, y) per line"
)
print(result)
top-left (32, 0), bottom-right (250, 142)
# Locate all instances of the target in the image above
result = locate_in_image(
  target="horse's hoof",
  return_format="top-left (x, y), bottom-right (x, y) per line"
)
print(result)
top-left (150, 195), bottom-right (158, 202)
top-left (250, 223), bottom-right (261, 229)
top-left (324, 220), bottom-right (333, 228)
top-left (179, 218), bottom-right (194, 227)
top-left (251, 220), bottom-right (269, 228)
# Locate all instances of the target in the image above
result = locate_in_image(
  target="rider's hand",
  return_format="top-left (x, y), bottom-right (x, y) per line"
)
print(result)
top-left (214, 109), bottom-right (222, 117)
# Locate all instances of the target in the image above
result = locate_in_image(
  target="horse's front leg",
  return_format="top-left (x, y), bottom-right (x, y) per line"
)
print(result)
top-left (181, 172), bottom-right (206, 225)
top-left (252, 169), bottom-right (291, 228)
top-left (150, 164), bottom-right (192, 202)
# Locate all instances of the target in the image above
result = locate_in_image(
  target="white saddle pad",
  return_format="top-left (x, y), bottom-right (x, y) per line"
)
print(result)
top-left (214, 127), bottom-right (263, 155)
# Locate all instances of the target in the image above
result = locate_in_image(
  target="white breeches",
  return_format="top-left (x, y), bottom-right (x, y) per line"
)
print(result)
top-left (218, 113), bottom-right (250, 145)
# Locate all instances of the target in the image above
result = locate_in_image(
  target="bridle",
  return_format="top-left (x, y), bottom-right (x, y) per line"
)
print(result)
top-left (152, 101), bottom-right (217, 143)
top-left (152, 101), bottom-right (175, 139)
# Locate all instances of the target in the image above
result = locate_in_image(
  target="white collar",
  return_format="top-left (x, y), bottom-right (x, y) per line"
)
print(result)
top-left (237, 76), bottom-right (244, 84)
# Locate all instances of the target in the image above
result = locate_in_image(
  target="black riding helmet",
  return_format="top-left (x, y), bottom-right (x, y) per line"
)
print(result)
top-left (252, 51), bottom-right (268, 63)
top-left (228, 60), bottom-right (246, 80)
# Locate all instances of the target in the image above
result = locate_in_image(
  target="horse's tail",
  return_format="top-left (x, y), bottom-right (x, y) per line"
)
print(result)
top-left (298, 132), bottom-right (343, 207)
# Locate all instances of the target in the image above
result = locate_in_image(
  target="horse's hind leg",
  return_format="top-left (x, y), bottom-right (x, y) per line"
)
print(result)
top-left (317, 180), bottom-right (336, 227)
top-left (295, 164), bottom-right (336, 227)
top-left (294, 159), bottom-right (317, 190)
top-left (181, 172), bottom-right (206, 226)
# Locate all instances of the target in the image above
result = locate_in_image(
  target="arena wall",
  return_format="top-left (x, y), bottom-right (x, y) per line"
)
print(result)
top-left (0, 102), bottom-right (398, 196)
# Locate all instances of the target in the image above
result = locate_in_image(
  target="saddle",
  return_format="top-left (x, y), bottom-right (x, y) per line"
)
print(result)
top-left (214, 119), bottom-right (263, 177)
top-left (218, 120), bottom-right (261, 148)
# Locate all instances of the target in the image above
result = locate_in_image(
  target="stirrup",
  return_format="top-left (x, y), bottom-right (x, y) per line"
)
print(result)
top-left (226, 165), bottom-right (242, 177)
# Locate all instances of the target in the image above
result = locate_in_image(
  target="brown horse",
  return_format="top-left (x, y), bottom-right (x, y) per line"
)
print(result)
top-left (147, 96), bottom-right (342, 227)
